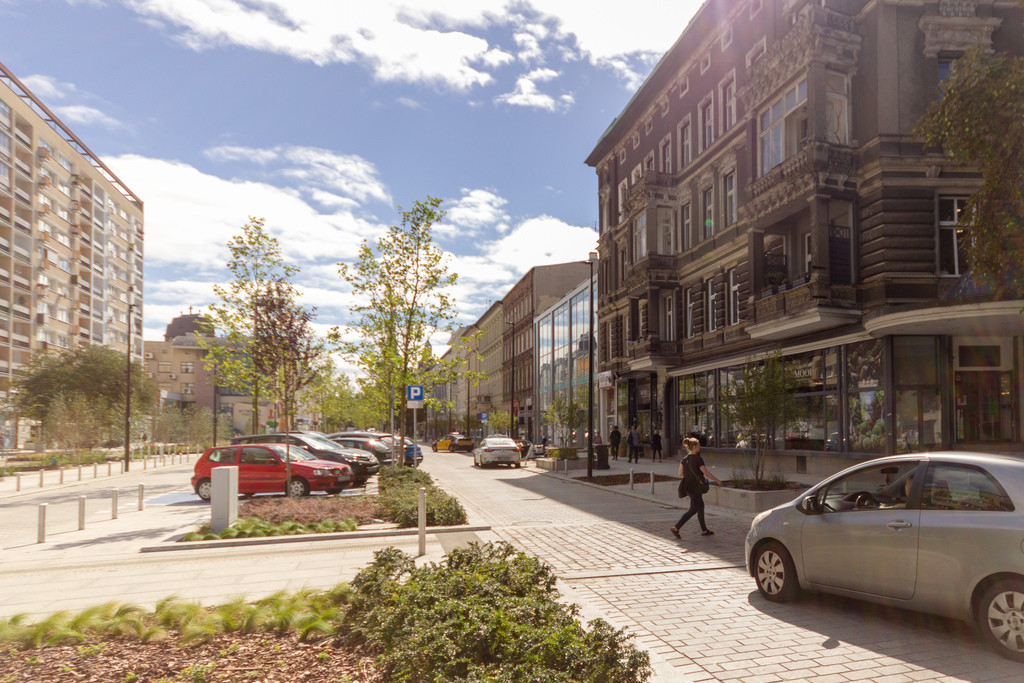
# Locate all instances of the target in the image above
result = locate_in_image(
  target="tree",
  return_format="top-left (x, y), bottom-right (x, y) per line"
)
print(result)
top-left (487, 408), bottom-right (511, 436)
top-left (13, 346), bottom-right (157, 448)
top-left (719, 348), bottom-right (801, 489)
top-left (336, 197), bottom-right (459, 443)
top-left (916, 47), bottom-right (1024, 295)
top-left (199, 217), bottom-right (300, 434)
top-left (44, 396), bottom-right (105, 462)
top-left (543, 394), bottom-right (584, 449)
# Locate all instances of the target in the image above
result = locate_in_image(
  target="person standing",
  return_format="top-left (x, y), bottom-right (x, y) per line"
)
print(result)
top-left (609, 425), bottom-right (621, 460)
top-left (650, 429), bottom-right (663, 462)
top-left (670, 436), bottom-right (723, 538)
top-left (627, 424), bottom-right (641, 463)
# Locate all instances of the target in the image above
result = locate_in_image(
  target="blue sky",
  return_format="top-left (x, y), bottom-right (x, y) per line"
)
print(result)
top-left (0, 0), bottom-right (704, 354)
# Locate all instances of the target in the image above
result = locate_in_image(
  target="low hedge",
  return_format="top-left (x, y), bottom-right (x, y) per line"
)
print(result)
top-left (377, 467), bottom-right (467, 527)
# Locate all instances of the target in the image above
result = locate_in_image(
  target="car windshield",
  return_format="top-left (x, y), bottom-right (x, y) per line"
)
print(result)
top-left (483, 438), bottom-right (516, 447)
top-left (266, 444), bottom-right (316, 461)
top-left (294, 433), bottom-right (344, 450)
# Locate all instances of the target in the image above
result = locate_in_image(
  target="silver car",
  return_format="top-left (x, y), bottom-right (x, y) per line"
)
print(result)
top-left (473, 436), bottom-right (522, 468)
top-left (745, 452), bottom-right (1024, 661)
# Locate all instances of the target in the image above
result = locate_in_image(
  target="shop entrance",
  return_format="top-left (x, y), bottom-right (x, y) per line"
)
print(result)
top-left (955, 370), bottom-right (1014, 442)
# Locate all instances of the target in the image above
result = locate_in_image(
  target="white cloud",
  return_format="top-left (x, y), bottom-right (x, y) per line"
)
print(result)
top-left (20, 74), bottom-right (74, 100)
top-left (53, 104), bottom-right (125, 129)
top-left (441, 189), bottom-right (509, 238)
top-left (495, 68), bottom-right (569, 112)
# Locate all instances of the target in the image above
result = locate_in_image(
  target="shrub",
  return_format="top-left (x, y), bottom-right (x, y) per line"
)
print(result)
top-left (343, 542), bottom-right (650, 682)
top-left (377, 468), bottom-right (467, 527)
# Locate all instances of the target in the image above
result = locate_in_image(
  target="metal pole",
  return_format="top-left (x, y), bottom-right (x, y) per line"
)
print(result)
top-left (650, 470), bottom-right (655, 494)
top-left (138, 484), bottom-right (144, 510)
top-left (37, 503), bottom-right (46, 543)
top-left (78, 496), bottom-right (86, 530)
top-left (124, 300), bottom-right (134, 472)
top-left (112, 489), bottom-right (118, 519)
top-left (586, 253), bottom-right (596, 479)
top-left (413, 407), bottom-right (418, 469)
top-left (629, 469), bottom-right (635, 489)
top-left (417, 487), bottom-right (426, 557)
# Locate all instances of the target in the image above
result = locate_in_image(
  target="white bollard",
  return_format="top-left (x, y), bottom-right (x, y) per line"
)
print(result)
top-left (37, 503), bottom-right (47, 543)
top-left (16, 472), bottom-right (21, 491)
top-left (417, 487), bottom-right (426, 557)
top-left (93, 463), bottom-right (98, 479)
top-left (78, 465), bottom-right (82, 481)
top-left (60, 466), bottom-right (65, 484)
top-left (629, 469), bottom-right (635, 489)
top-left (78, 495), bottom-right (86, 530)
top-left (143, 456), bottom-right (147, 471)
top-left (108, 461), bottom-right (112, 477)
top-left (39, 468), bottom-right (44, 488)
top-left (138, 484), bottom-right (144, 510)
top-left (112, 489), bottom-right (118, 519)
top-left (650, 470), bottom-right (655, 494)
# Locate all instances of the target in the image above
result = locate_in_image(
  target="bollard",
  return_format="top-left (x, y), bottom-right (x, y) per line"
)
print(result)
top-left (417, 486), bottom-right (426, 557)
top-left (629, 469), bottom-right (635, 489)
top-left (60, 466), bottom-right (65, 484)
top-left (38, 503), bottom-right (47, 543)
top-left (120, 460), bottom-right (124, 474)
top-left (112, 489), bottom-right (118, 519)
top-left (138, 484), bottom-right (144, 511)
top-left (39, 468), bottom-right (44, 488)
top-left (78, 465), bottom-right (82, 481)
top-left (93, 463), bottom-right (98, 479)
top-left (108, 461), bottom-right (112, 477)
top-left (16, 472), bottom-right (22, 491)
top-left (79, 495), bottom-right (86, 530)
top-left (564, 458), bottom-right (569, 475)
top-left (650, 470), bottom-right (655, 494)
top-left (144, 456), bottom-right (148, 471)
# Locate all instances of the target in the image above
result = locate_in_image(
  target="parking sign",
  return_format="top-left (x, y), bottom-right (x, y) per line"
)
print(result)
top-left (407, 385), bottom-right (424, 401)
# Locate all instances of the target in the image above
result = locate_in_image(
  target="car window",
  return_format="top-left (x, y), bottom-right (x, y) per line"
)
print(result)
top-left (921, 463), bottom-right (1015, 512)
top-left (207, 448), bottom-right (237, 464)
top-left (265, 444), bottom-right (316, 461)
top-left (240, 446), bottom-right (278, 465)
top-left (299, 433), bottom-right (345, 450)
top-left (816, 461), bottom-right (920, 512)
top-left (483, 438), bottom-right (516, 447)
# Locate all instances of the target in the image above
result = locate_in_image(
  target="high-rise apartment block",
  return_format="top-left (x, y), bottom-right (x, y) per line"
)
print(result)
top-left (1, 62), bottom-right (143, 445)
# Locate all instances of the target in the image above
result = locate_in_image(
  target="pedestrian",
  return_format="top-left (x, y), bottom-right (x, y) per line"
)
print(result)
top-left (670, 436), bottom-right (723, 538)
top-left (594, 430), bottom-right (603, 445)
top-left (627, 424), bottom-right (640, 463)
top-left (609, 425), bottom-right (621, 460)
top-left (650, 429), bottom-right (663, 461)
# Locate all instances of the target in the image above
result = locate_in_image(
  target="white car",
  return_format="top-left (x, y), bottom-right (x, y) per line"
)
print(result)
top-left (473, 437), bottom-right (522, 468)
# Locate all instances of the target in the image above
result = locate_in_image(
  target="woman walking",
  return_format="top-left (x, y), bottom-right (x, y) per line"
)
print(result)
top-left (671, 436), bottom-right (723, 538)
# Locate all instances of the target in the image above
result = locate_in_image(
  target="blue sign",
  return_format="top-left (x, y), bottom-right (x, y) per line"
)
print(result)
top-left (407, 385), bottom-right (424, 401)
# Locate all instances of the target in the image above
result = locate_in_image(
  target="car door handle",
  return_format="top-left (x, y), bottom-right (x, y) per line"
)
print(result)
top-left (887, 520), bottom-right (913, 530)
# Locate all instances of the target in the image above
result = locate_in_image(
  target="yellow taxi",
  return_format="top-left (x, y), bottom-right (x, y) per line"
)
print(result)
top-left (433, 433), bottom-right (474, 452)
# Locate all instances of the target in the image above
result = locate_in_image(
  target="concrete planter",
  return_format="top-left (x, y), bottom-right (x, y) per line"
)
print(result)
top-left (534, 456), bottom-right (589, 471)
top-left (705, 484), bottom-right (805, 513)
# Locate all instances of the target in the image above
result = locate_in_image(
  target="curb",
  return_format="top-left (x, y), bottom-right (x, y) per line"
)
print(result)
top-left (141, 524), bottom-right (493, 553)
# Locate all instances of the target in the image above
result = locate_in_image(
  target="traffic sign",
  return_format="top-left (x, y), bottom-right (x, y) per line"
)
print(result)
top-left (407, 385), bottom-right (424, 401)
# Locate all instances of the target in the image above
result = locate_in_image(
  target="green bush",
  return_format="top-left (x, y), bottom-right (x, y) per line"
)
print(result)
top-left (344, 542), bottom-right (650, 682)
top-left (377, 467), bottom-right (467, 527)
top-left (549, 447), bottom-right (578, 460)
top-left (180, 516), bottom-right (358, 541)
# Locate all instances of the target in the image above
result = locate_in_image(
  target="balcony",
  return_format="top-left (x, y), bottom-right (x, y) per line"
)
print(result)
top-left (747, 278), bottom-right (861, 340)
top-left (622, 253), bottom-right (677, 294)
top-left (746, 141), bottom-right (858, 223)
top-left (624, 335), bottom-right (683, 370)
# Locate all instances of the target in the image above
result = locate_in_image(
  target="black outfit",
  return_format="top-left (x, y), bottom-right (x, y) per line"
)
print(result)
top-left (674, 452), bottom-right (710, 533)
top-left (650, 433), bottom-right (663, 461)
top-left (626, 428), bottom-right (640, 463)
top-left (609, 428), bottom-right (621, 460)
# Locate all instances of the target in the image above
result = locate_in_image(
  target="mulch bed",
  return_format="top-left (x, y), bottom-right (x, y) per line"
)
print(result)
top-left (237, 496), bottom-right (386, 525)
top-left (0, 631), bottom-right (383, 682)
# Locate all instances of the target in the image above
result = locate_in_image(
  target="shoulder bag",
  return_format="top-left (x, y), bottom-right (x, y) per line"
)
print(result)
top-left (687, 456), bottom-right (710, 494)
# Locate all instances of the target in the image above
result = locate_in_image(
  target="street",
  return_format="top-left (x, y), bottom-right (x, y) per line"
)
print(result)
top-left (419, 449), bottom-right (1021, 682)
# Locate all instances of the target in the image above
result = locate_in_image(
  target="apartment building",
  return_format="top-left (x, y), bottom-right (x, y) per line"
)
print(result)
top-left (586, 0), bottom-right (1024, 471)
top-left (1, 62), bottom-right (143, 446)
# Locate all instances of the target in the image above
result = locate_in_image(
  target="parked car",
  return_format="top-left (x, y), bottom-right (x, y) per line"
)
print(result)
top-left (230, 431), bottom-right (379, 486)
top-left (745, 452), bottom-right (1024, 661)
top-left (191, 443), bottom-right (352, 500)
top-left (332, 431), bottom-right (424, 466)
top-left (433, 433), bottom-right (474, 452)
top-left (473, 436), bottom-right (522, 468)
top-left (327, 433), bottom-right (393, 466)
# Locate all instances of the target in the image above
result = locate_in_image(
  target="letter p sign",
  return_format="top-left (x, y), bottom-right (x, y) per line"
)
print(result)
top-left (407, 385), bottom-right (424, 402)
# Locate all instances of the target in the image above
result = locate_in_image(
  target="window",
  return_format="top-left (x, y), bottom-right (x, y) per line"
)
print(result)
top-left (0, 99), bottom-right (9, 127)
top-left (617, 179), bottom-right (629, 221)
top-left (644, 118), bottom-right (653, 134)
top-left (631, 164), bottom-right (642, 185)
top-left (678, 119), bottom-right (692, 168)
top-left (723, 172), bottom-right (736, 227)
top-left (700, 52), bottom-right (711, 74)
top-left (939, 196), bottom-right (969, 275)
top-left (181, 361), bottom-right (195, 374)
top-left (158, 361), bottom-right (172, 373)
top-left (706, 280), bottom-right (718, 332)
top-left (938, 58), bottom-right (954, 86)
top-left (803, 233), bottom-right (813, 277)
top-left (632, 132), bottom-right (640, 148)
top-left (720, 26), bottom-right (733, 50)
top-left (660, 291), bottom-right (676, 341)
top-left (644, 152), bottom-right (655, 173)
top-left (700, 97), bottom-right (715, 150)
top-left (686, 287), bottom-right (697, 338)
top-left (701, 187), bottom-right (715, 240)
top-left (750, 0), bottom-right (763, 19)
top-left (678, 76), bottom-right (689, 98)
top-left (746, 37), bottom-right (767, 67)
top-left (825, 71), bottom-right (849, 144)
top-left (657, 207), bottom-right (675, 254)
top-left (633, 214), bottom-right (647, 261)
top-left (659, 135), bottom-right (672, 173)
top-left (182, 383), bottom-right (195, 396)
top-left (721, 75), bottom-right (736, 131)
top-left (921, 463), bottom-right (1014, 512)
top-left (681, 203), bottom-right (692, 251)
top-left (728, 268), bottom-right (740, 326)
top-left (759, 79), bottom-right (808, 175)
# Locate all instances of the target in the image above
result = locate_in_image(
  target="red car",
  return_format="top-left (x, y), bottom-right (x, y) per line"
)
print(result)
top-left (191, 443), bottom-right (352, 500)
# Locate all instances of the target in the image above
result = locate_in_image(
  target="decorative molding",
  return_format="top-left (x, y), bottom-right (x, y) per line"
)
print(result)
top-left (918, 13), bottom-right (1001, 57)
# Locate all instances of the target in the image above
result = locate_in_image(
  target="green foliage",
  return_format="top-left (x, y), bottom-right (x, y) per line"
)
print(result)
top-left (720, 348), bottom-right (801, 487)
top-left (181, 516), bottom-right (360, 541)
top-left (343, 542), bottom-right (650, 682)
top-left (487, 408), bottom-right (512, 436)
top-left (916, 48), bottom-right (1024, 295)
top-left (12, 346), bottom-right (157, 449)
top-left (542, 394), bottom-right (584, 448)
top-left (377, 467), bottom-right (467, 527)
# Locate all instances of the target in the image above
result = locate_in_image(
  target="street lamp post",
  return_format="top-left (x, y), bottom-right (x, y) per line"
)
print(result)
top-left (124, 295), bottom-right (136, 472)
top-left (586, 252), bottom-right (597, 479)
top-left (506, 318), bottom-right (515, 439)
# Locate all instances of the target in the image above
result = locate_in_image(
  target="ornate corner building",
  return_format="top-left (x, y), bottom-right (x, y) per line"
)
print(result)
top-left (585, 0), bottom-right (1024, 469)
top-left (1, 62), bottom-right (144, 447)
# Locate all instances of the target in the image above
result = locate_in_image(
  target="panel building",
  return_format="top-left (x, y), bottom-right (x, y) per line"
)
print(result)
top-left (1, 62), bottom-right (144, 447)
top-left (586, 0), bottom-right (1024, 472)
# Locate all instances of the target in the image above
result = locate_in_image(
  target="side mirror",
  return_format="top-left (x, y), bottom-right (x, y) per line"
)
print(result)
top-left (799, 495), bottom-right (821, 515)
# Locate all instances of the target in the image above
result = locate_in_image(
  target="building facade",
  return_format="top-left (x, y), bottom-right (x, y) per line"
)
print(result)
top-left (586, 0), bottom-right (1024, 471)
top-left (1, 62), bottom-right (144, 447)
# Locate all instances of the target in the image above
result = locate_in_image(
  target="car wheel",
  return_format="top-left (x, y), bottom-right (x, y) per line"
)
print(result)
top-left (288, 477), bottom-right (311, 497)
top-left (753, 541), bottom-right (800, 603)
top-left (977, 578), bottom-right (1024, 661)
top-left (195, 478), bottom-right (212, 501)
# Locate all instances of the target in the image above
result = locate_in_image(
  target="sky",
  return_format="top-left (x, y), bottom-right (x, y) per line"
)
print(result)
top-left (0, 0), bottom-right (704, 357)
